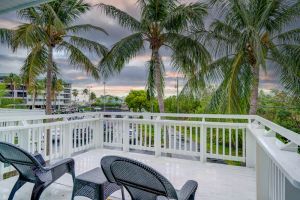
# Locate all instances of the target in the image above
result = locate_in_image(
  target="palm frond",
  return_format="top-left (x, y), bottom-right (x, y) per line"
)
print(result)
top-left (141, 0), bottom-right (177, 22)
top-left (52, 0), bottom-right (90, 24)
top-left (99, 33), bottom-right (145, 78)
top-left (11, 23), bottom-right (47, 51)
top-left (21, 43), bottom-right (48, 87)
top-left (98, 3), bottom-right (141, 31)
top-left (164, 33), bottom-right (211, 67)
top-left (66, 24), bottom-right (108, 35)
top-left (264, 1), bottom-right (300, 32)
top-left (274, 28), bottom-right (300, 44)
top-left (68, 35), bottom-right (108, 57)
top-left (0, 28), bottom-right (13, 46)
top-left (58, 41), bottom-right (100, 79)
top-left (270, 44), bottom-right (300, 96)
top-left (162, 2), bottom-right (208, 32)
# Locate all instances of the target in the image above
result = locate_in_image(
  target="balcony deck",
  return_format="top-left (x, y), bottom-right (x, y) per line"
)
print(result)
top-left (0, 148), bottom-right (256, 200)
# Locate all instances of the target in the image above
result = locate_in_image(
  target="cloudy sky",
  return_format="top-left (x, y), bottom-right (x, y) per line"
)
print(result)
top-left (0, 0), bottom-right (280, 99)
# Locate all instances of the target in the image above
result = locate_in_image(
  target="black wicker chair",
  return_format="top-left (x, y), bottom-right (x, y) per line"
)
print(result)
top-left (101, 156), bottom-right (198, 200)
top-left (0, 142), bottom-right (75, 200)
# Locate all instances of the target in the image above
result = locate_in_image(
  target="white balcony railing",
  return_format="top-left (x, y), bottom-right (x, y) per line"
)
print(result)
top-left (0, 112), bottom-right (299, 200)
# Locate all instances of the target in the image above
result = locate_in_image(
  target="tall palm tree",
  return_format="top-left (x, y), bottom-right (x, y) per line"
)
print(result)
top-left (51, 77), bottom-right (64, 111)
top-left (28, 80), bottom-right (44, 109)
top-left (190, 0), bottom-right (300, 114)
top-left (89, 92), bottom-right (97, 104)
top-left (82, 88), bottom-right (89, 102)
top-left (4, 73), bottom-right (21, 108)
top-left (72, 89), bottom-right (79, 102)
top-left (4, 0), bottom-right (108, 115)
top-left (98, 0), bottom-right (211, 113)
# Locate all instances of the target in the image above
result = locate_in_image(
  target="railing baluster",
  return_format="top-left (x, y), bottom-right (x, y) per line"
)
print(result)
top-left (210, 128), bottom-right (213, 154)
top-left (223, 127), bottom-right (225, 156)
top-left (55, 125), bottom-right (58, 158)
top-left (179, 125), bottom-right (181, 151)
top-left (163, 124), bottom-right (166, 149)
top-left (216, 127), bottom-right (219, 156)
top-left (173, 125), bottom-right (176, 150)
top-left (168, 124), bottom-right (171, 150)
top-left (235, 128), bottom-right (238, 157)
top-left (229, 128), bottom-right (232, 157)
top-left (242, 128), bottom-right (245, 159)
top-left (149, 123), bottom-right (152, 148)
top-left (189, 126), bottom-right (192, 151)
top-left (184, 125), bottom-right (187, 151)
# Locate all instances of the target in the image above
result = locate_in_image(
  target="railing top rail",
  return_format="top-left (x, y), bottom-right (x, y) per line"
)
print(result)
top-left (0, 117), bottom-right (100, 131)
top-left (249, 126), bottom-right (300, 189)
top-left (103, 117), bottom-right (248, 127)
top-left (0, 112), bottom-right (255, 123)
top-left (99, 112), bottom-right (255, 119)
top-left (254, 116), bottom-right (300, 145)
top-left (0, 112), bottom-right (99, 123)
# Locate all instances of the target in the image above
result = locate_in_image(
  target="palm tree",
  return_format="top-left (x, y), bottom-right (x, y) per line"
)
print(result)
top-left (28, 80), bottom-right (44, 109)
top-left (4, 73), bottom-right (21, 108)
top-left (98, 0), bottom-right (210, 113)
top-left (82, 88), bottom-right (89, 102)
top-left (72, 89), bottom-right (79, 102)
top-left (89, 92), bottom-right (97, 104)
top-left (51, 77), bottom-right (64, 111)
top-left (190, 0), bottom-right (300, 114)
top-left (4, 0), bottom-right (108, 115)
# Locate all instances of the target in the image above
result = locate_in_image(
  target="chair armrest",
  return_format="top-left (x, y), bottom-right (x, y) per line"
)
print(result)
top-left (33, 153), bottom-right (46, 166)
top-left (176, 180), bottom-right (198, 200)
top-left (0, 154), bottom-right (7, 163)
top-left (44, 158), bottom-right (75, 182)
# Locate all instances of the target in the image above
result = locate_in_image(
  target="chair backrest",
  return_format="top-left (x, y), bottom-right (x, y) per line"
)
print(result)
top-left (101, 156), bottom-right (178, 200)
top-left (0, 142), bottom-right (41, 181)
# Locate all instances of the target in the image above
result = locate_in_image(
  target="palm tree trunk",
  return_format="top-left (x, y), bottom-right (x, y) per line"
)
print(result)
top-left (32, 93), bottom-right (36, 109)
top-left (45, 46), bottom-right (53, 156)
top-left (152, 49), bottom-right (165, 113)
top-left (249, 65), bottom-right (259, 114)
top-left (46, 46), bottom-right (53, 115)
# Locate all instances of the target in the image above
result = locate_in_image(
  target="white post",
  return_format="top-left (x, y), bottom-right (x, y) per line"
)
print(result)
top-left (155, 116), bottom-right (161, 157)
top-left (123, 116), bottom-right (129, 152)
top-left (256, 144), bottom-right (269, 200)
top-left (200, 118), bottom-right (206, 163)
top-left (246, 128), bottom-right (256, 168)
top-left (63, 123), bottom-right (72, 158)
top-left (98, 115), bottom-right (104, 149)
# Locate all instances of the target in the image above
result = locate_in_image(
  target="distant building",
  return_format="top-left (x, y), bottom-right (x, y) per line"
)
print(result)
top-left (0, 73), bottom-right (72, 110)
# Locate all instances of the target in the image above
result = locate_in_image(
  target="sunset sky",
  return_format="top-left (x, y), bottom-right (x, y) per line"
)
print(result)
top-left (0, 0), bottom-right (280, 98)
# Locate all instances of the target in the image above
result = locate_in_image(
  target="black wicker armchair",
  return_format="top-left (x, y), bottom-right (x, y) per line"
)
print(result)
top-left (101, 156), bottom-right (198, 200)
top-left (0, 142), bottom-right (75, 200)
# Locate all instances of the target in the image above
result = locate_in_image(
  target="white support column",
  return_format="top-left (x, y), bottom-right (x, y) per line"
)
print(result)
top-left (246, 128), bottom-right (256, 168)
top-left (98, 115), bottom-right (104, 149)
top-left (122, 116), bottom-right (129, 152)
top-left (63, 123), bottom-right (72, 158)
top-left (256, 144), bottom-right (269, 200)
top-left (200, 118), bottom-right (206, 163)
top-left (155, 116), bottom-right (161, 157)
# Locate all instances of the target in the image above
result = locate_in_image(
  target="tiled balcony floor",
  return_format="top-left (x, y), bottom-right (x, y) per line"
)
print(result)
top-left (0, 149), bottom-right (256, 200)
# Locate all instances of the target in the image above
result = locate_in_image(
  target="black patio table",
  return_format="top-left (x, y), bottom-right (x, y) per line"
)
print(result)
top-left (72, 167), bottom-right (125, 200)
